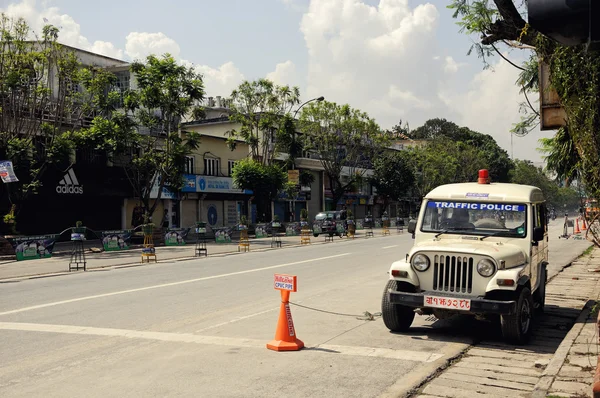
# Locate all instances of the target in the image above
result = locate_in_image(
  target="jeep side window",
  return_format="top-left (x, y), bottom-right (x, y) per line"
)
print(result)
top-left (533, 203), bottom-right (546, 231)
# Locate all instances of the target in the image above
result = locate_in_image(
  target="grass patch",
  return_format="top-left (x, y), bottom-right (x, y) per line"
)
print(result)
top-left (583, 245), bottom-right (595, 256)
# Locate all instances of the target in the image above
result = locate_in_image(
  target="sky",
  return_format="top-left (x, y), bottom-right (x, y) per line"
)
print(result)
top-left (0, 0), bottom-right (554, 165)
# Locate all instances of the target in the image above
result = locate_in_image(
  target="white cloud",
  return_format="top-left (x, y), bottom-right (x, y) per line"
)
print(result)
top-left (266, 60), bottom-right (300, 88)
top-left (192, 61), bottom-right (245, 97)
top-left (125, 32), bottom-right (180, 60)
top-left (443, 56), bottom-right (461, 74)
top-left (1, 0), bottom-right (246, 98)
top-left (301, 0), bottom-right (447, 128)
top-left (440, 56), bottom-right (553, 162)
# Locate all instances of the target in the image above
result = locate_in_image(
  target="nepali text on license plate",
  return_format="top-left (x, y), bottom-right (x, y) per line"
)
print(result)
top-left (423, 295), bottom-right (471, 311)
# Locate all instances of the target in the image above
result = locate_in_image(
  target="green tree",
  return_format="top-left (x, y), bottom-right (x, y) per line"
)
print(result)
top-left (409, 118), bottom-right (513, 182)
top-left (369, 152), bottom-right (415, 213)
top-left (509, 159), bottom-right (559, 206)
top-left (226, 79), bottom-right (300, 165)
top-left (538, 126), bottom-right (580, 186)
top-left (448, 0), bottom-right (600, 243)
top-left (0, 16), bottom-right (91, 231)
top-left (299, 100), bottom-right (389, 208)
top-left (407, 138), bottom-right (490, 199)
top-left (75, 54), bottom-right (204, 221)
top-left (231, 158), bottom-right (287, 222)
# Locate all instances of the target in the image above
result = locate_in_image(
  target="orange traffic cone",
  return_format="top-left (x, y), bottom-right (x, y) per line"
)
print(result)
top-left (267, 290), bottom-right (304, 351)
top-left (582, 216), bottom-right (588, 230)
top-left (575, 217), bottom-right (581, 234)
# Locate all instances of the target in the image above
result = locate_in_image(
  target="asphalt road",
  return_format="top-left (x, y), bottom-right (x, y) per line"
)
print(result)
top-left (0, 220), bottom-right (590, 398)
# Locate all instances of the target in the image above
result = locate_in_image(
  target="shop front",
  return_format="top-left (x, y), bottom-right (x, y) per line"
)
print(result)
top-left (15, 164), bottom-right (132, 236)
top-left (181, 174), bottom-right (252, 228)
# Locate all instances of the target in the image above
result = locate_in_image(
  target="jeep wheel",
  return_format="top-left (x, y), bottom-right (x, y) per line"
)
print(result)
top-left (534, 266), bottom-right (547, 314)
top-left (381, 280), bottom-right (415, 332)
top-left (500, 287), bottom-right (533, 344)
top-left (313, 233), bottom-right (319, 237)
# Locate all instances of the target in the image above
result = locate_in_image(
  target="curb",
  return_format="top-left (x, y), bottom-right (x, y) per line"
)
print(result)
top-left (531, 300), bottom-right (595, 398)
top-left (0, 233), bottom-right (398, 283)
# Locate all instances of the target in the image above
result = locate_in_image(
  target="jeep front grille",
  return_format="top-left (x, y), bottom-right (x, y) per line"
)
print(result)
top-left (432, 255), bottom-right (474, 293)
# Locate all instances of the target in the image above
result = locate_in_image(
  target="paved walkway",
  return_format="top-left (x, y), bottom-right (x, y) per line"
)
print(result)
top-left (0, 228), bottom-right (396, 281)
top-left (412, 247), bottom-right (600, 398)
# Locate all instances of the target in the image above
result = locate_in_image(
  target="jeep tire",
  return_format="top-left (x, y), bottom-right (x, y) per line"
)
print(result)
top-left (381, 280), bottom-right (415, 332)
top-left (500, 287), bottom-right (533, 344)
top-left (534, 266), bottom-right (547, 314)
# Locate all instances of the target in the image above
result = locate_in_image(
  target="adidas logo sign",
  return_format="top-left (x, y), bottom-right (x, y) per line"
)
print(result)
top-left (56, 168), bottom-right (83, 194)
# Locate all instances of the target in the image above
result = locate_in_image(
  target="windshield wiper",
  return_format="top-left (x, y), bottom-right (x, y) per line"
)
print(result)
top-left (480, 231), bottom-right (519, 240)
top-left (434, 227), bottom-right (471, 238)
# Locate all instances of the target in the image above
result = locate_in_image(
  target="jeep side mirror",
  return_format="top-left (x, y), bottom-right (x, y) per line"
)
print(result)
top-left (533, 226), bottom-right (544, 242)
top-left (407, 219), bottom-right (416, 235)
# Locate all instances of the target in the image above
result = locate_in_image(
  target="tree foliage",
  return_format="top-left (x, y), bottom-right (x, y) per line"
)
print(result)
top-left (227, 79), bottom-right (300, 165)
top-left (76, 54), bottom-right (204, 220)
top-left (409, 118), bottom-right (513, 182)
top-left (448, 0), bottom-right (600, 244)
top-left (231, 158), bottom-right (287, 222)
top-left (0, 15), bottom-right (90, 226)
top-left (369, 152), bottom-right (415, 213)
top-left (299, 100), bottom-right (389, 207)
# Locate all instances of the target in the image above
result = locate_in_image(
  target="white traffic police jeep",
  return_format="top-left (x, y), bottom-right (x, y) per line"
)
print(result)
top-left (382, 170), bottom-right (548, 344)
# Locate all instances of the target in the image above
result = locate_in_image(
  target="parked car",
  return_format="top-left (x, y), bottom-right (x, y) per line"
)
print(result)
top-left (312, 211), bottom-right (344, 237)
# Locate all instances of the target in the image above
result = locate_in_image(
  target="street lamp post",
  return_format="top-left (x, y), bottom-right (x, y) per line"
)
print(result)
top-left (288, 96), bottom-right (324, 221)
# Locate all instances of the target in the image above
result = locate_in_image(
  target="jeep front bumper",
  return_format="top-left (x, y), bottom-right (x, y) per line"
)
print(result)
top-left (388, 291), bottom-right (517, 315)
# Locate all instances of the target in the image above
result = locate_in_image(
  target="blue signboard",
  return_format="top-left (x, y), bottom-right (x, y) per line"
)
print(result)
top-left (427, 201), bottom-right (526, 212)
top-left (181, 174), bottom-right (252, 194)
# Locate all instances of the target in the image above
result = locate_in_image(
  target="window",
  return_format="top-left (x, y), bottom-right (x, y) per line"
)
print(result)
top-left (204, 158), bottom-right (220, 176)
top-left (228, 160), bottom-right (236, 176)
top-left (185, 156), bottom-right (195, 174)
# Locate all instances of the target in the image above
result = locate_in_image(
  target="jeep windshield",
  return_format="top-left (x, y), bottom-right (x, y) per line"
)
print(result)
top-left (421, 200), bottom-right (527, 238)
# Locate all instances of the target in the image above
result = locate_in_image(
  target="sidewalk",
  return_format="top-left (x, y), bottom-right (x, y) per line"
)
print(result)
top-left (412, 246), bottom-right (600, 398)
top-left (0, 228), bottom-right (395, 281)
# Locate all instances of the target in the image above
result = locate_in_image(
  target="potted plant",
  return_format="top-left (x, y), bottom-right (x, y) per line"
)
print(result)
top-left (142, 214), bottom-right (155, 237)
top-left (71, 221), bottom-right (86, 241)
top-left (196, 221), bottom-right (207, 234)
top-left (347, 210), bottom-right (356, 234)
top-left (272, 215), bottom-right (281, 228)
top-left (299, 208), bottom-right (309, 229)
top-left (382, 211), bottom-right (390, 228)
top-left (238, 215), bottom-right (248, 230)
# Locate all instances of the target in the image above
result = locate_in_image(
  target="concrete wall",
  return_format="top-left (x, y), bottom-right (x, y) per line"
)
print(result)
top-left (183, 131), bottom-right (249, 176)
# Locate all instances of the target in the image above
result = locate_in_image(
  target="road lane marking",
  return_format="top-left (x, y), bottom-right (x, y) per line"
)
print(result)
top-left (195, 307), bottom-right (278, 333)
top-left (0, 253), bottom-right (350, 317)
top-left (0, 322), bottom-right (443, 363)
top-left (382, 245), bottom-right (398, 249)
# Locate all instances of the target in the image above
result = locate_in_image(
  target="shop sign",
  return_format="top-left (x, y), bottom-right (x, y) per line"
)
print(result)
top-left (149, 175), bottom-right (178, 199)
top-left (287, 170), bottom-right (299, 185)
top-left (9, 235), bottom-right (58, 261)
top-left (0, 160), bottom-right (18, 183)
top-left (181, 174), bottom-right (251, 194)
top-left (56, 168), bottom-right (83, 194)
top-left (101, 230), bottom-right (132, 251)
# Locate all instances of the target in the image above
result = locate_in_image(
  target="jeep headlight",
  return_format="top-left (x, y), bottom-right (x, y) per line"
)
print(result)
top-left (412, 254), bottom-right (430, 271)
top-left (477, 259), bottom-right (496, 277)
